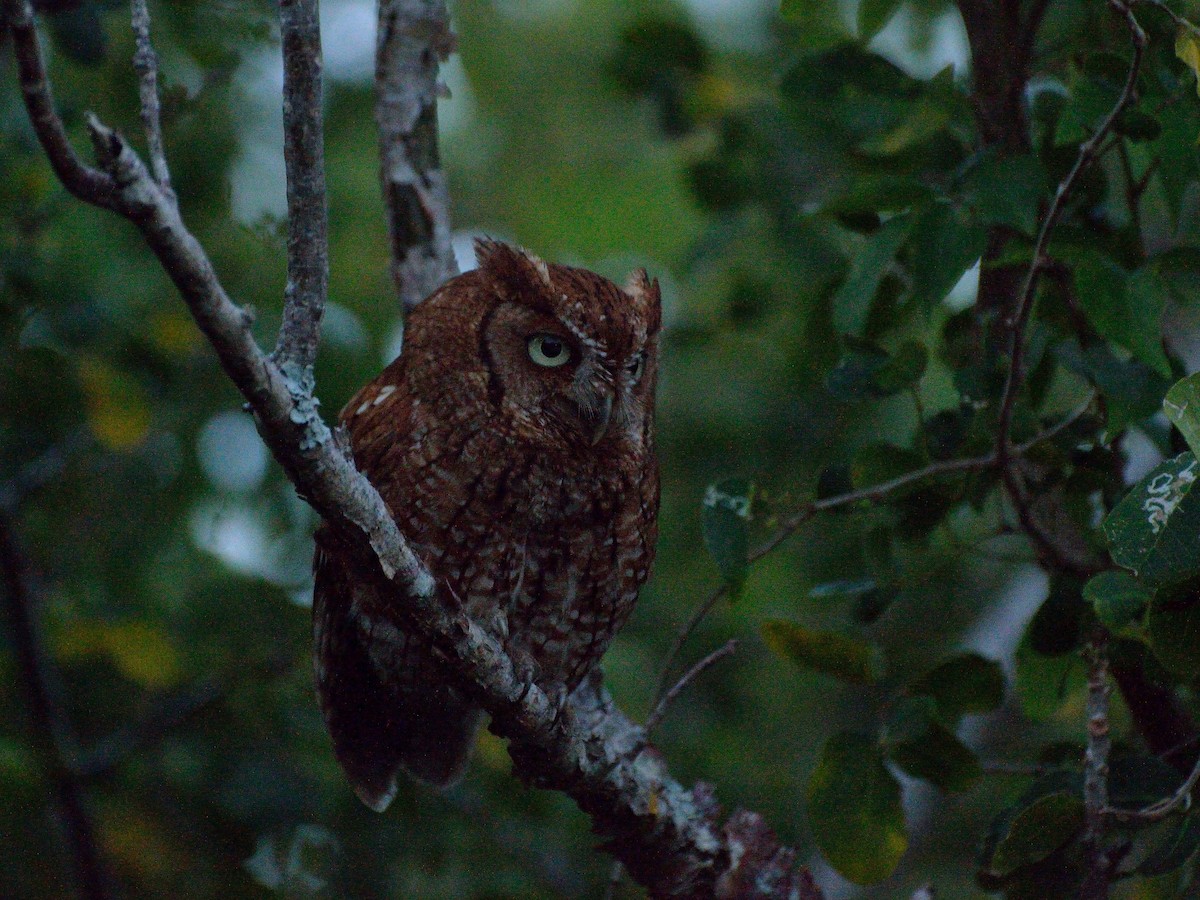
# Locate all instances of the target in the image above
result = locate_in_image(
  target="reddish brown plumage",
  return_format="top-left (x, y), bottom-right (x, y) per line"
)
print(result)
top-left (313, 240), bottom-right (661, 809)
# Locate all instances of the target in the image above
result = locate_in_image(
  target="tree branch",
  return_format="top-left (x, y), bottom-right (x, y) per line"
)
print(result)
top-left (991, 0), bottom-right (1146, 576)
top-left (1081, 638), bottom-right (1113, 899)
top-left (375, 0), bottom-right (458, 312)
top-left (5, 3), bottom-right (819, 895)
top-left (4, 0), bottom-right (118, 208)
top-left (654, 398), bottom-right (1097, 704)
top-left (0, 512), bottom-right (115, 899)
top-left (130, 0), bottom-right (172, 196)
top-left (273, 0), bottom-right (329, 371)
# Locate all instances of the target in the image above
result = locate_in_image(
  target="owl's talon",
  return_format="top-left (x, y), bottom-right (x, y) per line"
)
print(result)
top-left (546, 681), bottom-right (571, 730)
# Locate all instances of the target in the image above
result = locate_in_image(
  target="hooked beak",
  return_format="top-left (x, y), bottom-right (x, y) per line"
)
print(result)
top-left (574, 391), bottom-right (613, 446)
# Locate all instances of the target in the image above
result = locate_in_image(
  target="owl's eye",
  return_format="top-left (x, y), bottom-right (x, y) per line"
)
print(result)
top-left (527, 334), bottom-right (572, 367)
top-left (628, 353), bottom-right (646, 382)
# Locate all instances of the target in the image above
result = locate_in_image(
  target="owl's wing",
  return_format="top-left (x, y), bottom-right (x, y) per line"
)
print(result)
top-left (313, 531), bottom-right (484, 807)
top-left (312, 538), bottom-right (407, 811)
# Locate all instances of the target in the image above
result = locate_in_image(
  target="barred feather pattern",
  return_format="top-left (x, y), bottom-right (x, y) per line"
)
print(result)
top-left (313, 241), bottom-right (661, 810)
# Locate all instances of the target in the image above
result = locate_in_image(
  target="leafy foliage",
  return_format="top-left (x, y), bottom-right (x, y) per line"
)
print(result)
top-left (10, 0), bottom-right (1200, 896)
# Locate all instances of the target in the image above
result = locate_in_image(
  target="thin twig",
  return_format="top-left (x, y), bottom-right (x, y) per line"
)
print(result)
top-left (1132, 0), bottom-right (1200, 35)
top-left (646, 640), bottom-right (738, 734)
top-left (375, 0), bottom-right (458, 311)
top-left (3, 0), bottom-right (118, 208)
top-left (1081, 638), bottom-right (1113, 899)
top-left (273, 0), bottom-right (329, 372)
top-left (1107, 754), bottom-right (1200, 822)
top-left (0, 514), bottom-right (115, 898)
top-left (992, 0), bottom-right (1146, 576)
top-left (129, 0), bottom-right (172, 197)
top-left (653, 398), bottom-right (1097, 705)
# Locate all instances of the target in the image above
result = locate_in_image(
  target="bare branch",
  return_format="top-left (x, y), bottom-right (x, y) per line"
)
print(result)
top-left (375, 0), bottom-right (458, 311)
top-left (1081, 638), bottom-right (1113, 899)
top-left (646, 640), bottom-right (737, 734)
top-left (989, 0), bottom-right (1146, 576)
top-left (0, 513), bottom-right (115, 898)
top-left (7, 7), bottom-right (817, 893)
top-left (130, 0), bottom-right (172, 196)
top-left (3, 0), bottom-right (118, 208)
top-left (273, 0), bottom-right (329, 371)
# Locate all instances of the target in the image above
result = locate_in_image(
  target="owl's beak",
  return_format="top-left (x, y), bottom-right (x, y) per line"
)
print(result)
top-left (574, 391), bottom-right (613, 446)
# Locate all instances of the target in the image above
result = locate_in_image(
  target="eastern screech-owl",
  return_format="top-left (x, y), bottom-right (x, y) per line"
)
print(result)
top-left (312, 239), bottom-right (661, 810)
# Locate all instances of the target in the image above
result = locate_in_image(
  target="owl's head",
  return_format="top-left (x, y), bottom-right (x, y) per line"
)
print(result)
top-left (445, 239), bottom-right (661, 453)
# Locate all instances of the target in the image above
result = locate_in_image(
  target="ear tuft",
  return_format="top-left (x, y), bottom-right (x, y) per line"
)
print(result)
top-left (624, 268), bottom-right (662, 331)
top-left (475, 239), bottom-right (552, 293)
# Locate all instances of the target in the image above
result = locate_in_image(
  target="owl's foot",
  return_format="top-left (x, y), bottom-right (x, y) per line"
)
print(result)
top-left (509, 646), bottom-right (541, 705)
top-left (545, 680), bottom-right (572, 731)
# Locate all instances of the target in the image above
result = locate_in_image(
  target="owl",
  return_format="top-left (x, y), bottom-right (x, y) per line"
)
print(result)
top-left (312, 239), bottom-right (661, 810)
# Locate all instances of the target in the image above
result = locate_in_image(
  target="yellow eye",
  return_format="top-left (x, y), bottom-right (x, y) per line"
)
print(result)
top-left (527, 334), bottom-right (571, 367)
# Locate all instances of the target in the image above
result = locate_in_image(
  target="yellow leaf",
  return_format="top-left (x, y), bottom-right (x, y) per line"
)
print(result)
top-left (149, 310), bottom-right (201, 356)
top-left (104, 621), bottom-right (181, 689)
top-left (55, 619), bottom-right (181, 689)
top-left (474, 727), bottom-right (509, 772)
top-left (78, 357), bottom-right (151, 450)
top-left (1176, 28), bottom-right (1200, 97)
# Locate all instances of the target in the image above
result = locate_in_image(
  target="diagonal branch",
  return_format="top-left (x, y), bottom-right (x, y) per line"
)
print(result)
top-left (4, 0), bottom-right (118, 208)
top-left (5, 3), bottom-right (818, 895)
top-left (273, 0), bottom-right (329, 372)
top-left (375, 0), bottom-right (458, 312)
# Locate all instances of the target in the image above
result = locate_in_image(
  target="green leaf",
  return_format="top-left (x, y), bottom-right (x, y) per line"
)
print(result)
top-left (884, 697), bottom-right (981, 792)
top-left (1073, 254), bottom-right (1170, 377)
top-left (969, 153), bottom-right (1047, 236)
top-left (1027, 578), bottom-right (1087, 657)
top-left (1147, 578), bottom-right (1200, 678)
top-left (778, 0), bottom-right (851, 49)
top-left (1177, 28), bottom-right (1200, 97)
top-left (831, 215), bottom-right (913, 336)
top-left (1139, 816), bottom-right (1200, 876)
top-left (1103, 452), bottom-right (1200, 585)
top-left (761, 620), bottom-right (883, 684)
top-left (1082, 571), bottom-right (1150, 630)
top-left (908, 203), bottom-right (986, 308)
top-left (1165, 373), bottom-right (1200, 458)
top-left (806, 732), bottom-right (907, 884)
top-left (910, 653), bottom-right (1005, 722)
top-left (1056, 341), bottom-right (1169, 439)
top-left (702, 478), bottom-right (753, 599)
top-left (809, 578), bottom-right (878, 600)
top-left (1109, 755), bottom-right (1185, 811)
top-left (989, 793), bottom-right (1085, 877)
top-left (1015, 632), bottom-right (1086, 721)
top-left (826, 339), bottom-right (926, 402)
top-left (856, 0), bottom-right (903, 39)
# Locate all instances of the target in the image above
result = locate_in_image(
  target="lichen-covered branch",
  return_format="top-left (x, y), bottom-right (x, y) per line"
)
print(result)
top-left (1081, 638), bottom-right (1113, 899)
top-left (5, 3), bottom-right (819, 895)
top-left (274, 0), bottom-right (329, 371)
top-left (130, 0), bottom-right (172, 195)
top-left (375, 0), bottom-right (458, 311)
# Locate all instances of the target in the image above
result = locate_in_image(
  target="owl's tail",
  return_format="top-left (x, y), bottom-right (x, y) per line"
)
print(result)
top-left (312, 545), bottom-right (482, 810)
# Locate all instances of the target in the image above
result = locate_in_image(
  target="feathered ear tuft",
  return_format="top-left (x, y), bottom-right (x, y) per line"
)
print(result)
top-left (474, 238), bottom-right (552, 295)
top-left (624, 268), bottom-right (662, 333)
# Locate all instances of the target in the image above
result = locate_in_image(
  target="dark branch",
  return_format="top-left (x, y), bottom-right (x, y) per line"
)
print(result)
top-left (0, 513), bottom-right (115, 899)
top-left (273, 0), bottom-right (329, 371)
top-left (375, 0), bottom-right (458, 311)
top-left (3, 0), bottom-right (118, 208)
top-left (646, 639), bottom-right (737, 734)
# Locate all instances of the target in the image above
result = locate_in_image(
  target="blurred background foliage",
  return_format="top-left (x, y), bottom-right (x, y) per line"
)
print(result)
top-left (6, 0), bottom-right (1200, 896)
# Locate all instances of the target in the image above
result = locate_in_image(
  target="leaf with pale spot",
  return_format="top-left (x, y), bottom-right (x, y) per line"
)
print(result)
top-left (807, 732), bottom-right (907, 884)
